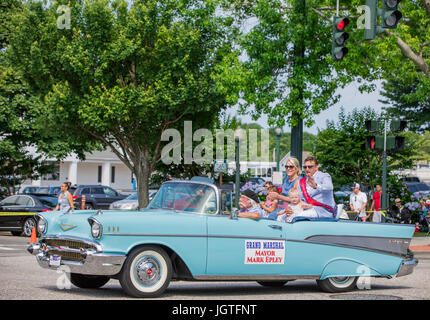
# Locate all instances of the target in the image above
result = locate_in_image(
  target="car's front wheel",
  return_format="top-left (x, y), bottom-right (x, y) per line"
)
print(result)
top-left (316, 276), bottom-right (357, 293)
top-left (70, 273), bottom-right (110, 289)
top-left (119, 246), bottom-right (172, 298)
top-left (22, 218), bottom-right (36, 237)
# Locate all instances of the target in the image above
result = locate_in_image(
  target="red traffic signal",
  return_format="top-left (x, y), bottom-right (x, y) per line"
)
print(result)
top-left (365, 136), bottom-right (376, 150)
top-left (336, 18), bottom-right (349, 31)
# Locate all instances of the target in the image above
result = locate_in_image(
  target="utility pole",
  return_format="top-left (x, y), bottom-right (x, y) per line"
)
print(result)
top-left (381, 118), bottom-right (388, 214)
top-left (290, 0), bottom-right (306, 167)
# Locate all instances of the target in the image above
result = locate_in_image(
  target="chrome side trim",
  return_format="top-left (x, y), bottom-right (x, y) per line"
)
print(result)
top-left (290, 235), bottom-right (411, 258)
top-left (193, 275), bottom-right (319, 281)
top-left (104, 233), bottom-right (284, 241)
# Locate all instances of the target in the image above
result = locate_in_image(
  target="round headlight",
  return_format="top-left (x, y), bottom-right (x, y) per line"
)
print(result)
top-left (90, 220), bottom-right (103, 239)
top-left (37, 216), bottom-right (47, 234)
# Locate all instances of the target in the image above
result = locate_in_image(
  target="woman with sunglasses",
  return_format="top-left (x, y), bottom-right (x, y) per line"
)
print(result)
top-left (268, 157), bottom-right (301, 209)
top-left (54, 181), bottom-right (75, 212)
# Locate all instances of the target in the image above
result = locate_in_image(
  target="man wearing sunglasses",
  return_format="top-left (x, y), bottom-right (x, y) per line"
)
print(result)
top-left (299, 156), bottom-right (336, 218)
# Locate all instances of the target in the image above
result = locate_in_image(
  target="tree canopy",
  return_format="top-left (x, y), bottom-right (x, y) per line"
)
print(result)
top-left (6, 0), bottom-right (239, 206)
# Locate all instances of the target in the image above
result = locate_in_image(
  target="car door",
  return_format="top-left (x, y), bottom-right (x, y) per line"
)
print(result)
top-left (206, 214), bottom-right (287, 276)
top-left (103, 187), bottom-right (121, 205)
top-left (14, 196), bottom-right (37, 227)
top-left (0, 195), bottom-right (20, 229)
top-left (91, 187), bottom-right (107, 209)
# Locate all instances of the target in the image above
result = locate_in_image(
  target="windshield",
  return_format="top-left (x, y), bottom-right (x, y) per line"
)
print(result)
top-left (148, 182), bottom-right (217, 214)
top-left (126, 193), bottom-right (138, 200)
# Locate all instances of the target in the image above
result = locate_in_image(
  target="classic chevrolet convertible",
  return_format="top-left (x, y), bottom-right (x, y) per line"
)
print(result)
top-left (28, 179), bottom-right (418, 297)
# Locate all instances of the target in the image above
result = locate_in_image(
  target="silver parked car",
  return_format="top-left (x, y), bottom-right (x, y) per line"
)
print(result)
top-left (109, 190), bottom-right (157, 210)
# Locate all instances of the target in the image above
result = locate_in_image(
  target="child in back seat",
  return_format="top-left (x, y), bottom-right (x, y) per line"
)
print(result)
top-left (277, 189), bottom-right (318, 222)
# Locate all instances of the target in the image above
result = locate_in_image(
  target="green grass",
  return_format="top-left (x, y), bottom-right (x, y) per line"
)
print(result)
top-left (413, 232), bottom-right (430, 237)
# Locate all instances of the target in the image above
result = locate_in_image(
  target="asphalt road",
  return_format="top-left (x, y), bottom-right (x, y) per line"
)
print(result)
top-left (1, 232), bottom-right (429, 301)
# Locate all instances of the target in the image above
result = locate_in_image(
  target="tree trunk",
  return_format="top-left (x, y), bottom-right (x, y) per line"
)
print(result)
top-left (134, 150), bottom-right (151, 209)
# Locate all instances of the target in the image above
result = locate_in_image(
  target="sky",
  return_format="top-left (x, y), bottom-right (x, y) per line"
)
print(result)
top-left (230, 80), bottom-right (386, 135)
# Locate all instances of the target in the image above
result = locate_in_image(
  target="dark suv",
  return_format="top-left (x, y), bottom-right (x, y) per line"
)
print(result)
top-left (72, 185), bottom-right (127, 209)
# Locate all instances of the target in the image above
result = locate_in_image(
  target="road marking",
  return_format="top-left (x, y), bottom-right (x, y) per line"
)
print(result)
top-left (0, 246), bottom-right (18, 251)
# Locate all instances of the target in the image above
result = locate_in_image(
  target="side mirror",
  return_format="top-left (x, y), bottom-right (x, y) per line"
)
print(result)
top-left (230, 208), bottom-right (239, 220)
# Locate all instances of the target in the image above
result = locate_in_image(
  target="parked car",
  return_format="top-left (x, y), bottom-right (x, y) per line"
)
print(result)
top-left (109, 190), bottom-right (158, 210)
top-left (405, 182), bottom-right (430, 194)
top-left (72, 185), bottom-right (127, 209)
top-left (19, 186), bottom-right (41, 194)
top-left (34, 186), bottom-right (62, 196)
top-left (404, 182), bottom-right (430, 200)
top-left (0, 194), bottom-right (57, 236)
top-left (27, 179), bottom-right (418, 298)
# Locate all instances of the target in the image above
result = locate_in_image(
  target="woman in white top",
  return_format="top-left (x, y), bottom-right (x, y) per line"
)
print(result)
top-left (54, 182), bottom-right (75, 211)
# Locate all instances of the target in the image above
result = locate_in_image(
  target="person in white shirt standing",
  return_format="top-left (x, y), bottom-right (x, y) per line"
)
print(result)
top-left (349, 183), bottom-right (368, 222)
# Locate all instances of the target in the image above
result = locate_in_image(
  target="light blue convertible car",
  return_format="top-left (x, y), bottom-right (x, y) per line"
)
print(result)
top-left (28, 179), bottom-right (418, 298)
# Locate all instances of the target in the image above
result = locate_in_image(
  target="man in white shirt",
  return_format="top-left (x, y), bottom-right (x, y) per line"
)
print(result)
top-left (349, 183), bottom-right (368, 222)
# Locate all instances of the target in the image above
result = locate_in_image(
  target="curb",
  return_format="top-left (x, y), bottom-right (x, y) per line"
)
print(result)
top-left (410, 245), bottom-right (430, 259)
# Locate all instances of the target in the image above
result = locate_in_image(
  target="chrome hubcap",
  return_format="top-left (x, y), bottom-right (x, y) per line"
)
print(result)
top-left (24, 219), bottom-right (35, 236)
top-left (134, 256), bottom-right (161, 287)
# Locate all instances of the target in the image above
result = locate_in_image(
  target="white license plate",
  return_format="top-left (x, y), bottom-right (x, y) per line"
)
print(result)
top-left (49, 255), bottom-right (61, 267)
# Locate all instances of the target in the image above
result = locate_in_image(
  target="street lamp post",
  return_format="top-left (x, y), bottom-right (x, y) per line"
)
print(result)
top-left (275, 128), bottom-right (282, 172)
top-left (234, 127), bottom-right (244, 208)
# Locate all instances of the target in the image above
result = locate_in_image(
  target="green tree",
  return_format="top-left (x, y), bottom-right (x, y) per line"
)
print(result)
top-left (7, 0), bottom-right (238, 207)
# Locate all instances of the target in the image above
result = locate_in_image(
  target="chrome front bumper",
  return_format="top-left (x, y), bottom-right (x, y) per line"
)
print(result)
top-left (396, 257), bottom-right (418, 278)
top-left (27, 239), bottom-right (126, 276)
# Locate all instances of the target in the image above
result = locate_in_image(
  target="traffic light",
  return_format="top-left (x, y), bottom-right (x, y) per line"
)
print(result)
top-left (390, 120), bottom-right (407, 132)
top-left (381, 0), bottom-right (402, 29)
top-left (365, 120), bottom-right (381, 132)
top-left (364, 0), bottom-right (402, 40)
top-left (394, 136), bottom-right (405, 151)
top-left (365, 136), bottom-right (376, 150)
top-left (365, 136), bottom-right (384, 150)
top-left (332, 16), bottom-right (349, 61)
top-left (364, 119), bottom-right (407, 151)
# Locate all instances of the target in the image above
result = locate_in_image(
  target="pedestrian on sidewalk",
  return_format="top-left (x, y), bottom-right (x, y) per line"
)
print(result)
top-left (54, 181), bottom-right (74, 212)
top-left (370, 184), bottom-right (382, 223)
top-left (392, 198), bottom-right (411, 224)
top-left (349, 183), bottom-right (368, 222)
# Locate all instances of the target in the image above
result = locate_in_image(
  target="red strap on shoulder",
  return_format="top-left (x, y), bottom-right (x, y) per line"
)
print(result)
top-left (300, 177), bottom-right (335, 216)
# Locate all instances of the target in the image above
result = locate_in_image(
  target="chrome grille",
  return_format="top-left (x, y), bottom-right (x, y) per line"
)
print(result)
top-left (45, 239), bottom-right (96, 250)
top-left (47, 250), bottom-right (83, 262)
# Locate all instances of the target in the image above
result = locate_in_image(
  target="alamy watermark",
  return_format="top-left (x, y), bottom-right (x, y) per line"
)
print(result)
top-left (160, 121), bottom-right (270, 165)
top-left (57, 5), bottom-right (71, 30)
top-left (56, 265), bottom-right (72, 290)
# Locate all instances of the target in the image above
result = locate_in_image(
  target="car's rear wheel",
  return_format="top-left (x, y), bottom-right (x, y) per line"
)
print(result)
top-left (316, 276), bottom-right (357, 293)
top-left (119, 246), bottom-right (172, 298)
top-left (22, 218), bottom-right (36, 237)
top-left (70, 273), bottom-right (110, 289)
top-left (257, 281), bottom-right (289, 287)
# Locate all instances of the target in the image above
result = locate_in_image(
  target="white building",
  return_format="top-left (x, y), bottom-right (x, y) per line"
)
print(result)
top-left (22, 146), bottom-right (315, 191)
top-left (23, 148), bottom-right (134, 192)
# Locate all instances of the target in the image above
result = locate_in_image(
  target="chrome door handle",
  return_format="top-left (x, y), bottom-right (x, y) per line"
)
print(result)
top-left (269, 225), bottom-right (282, 230)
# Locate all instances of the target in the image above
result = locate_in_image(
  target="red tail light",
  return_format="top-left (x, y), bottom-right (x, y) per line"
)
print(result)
top-left (42, 209), bottom-right (52, 212)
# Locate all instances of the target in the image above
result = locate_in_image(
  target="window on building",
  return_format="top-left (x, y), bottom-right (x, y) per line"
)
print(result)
top-left (97, 166), bottom-right (102, 183)
top-left (111, 166), bottom-right (115, 184)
